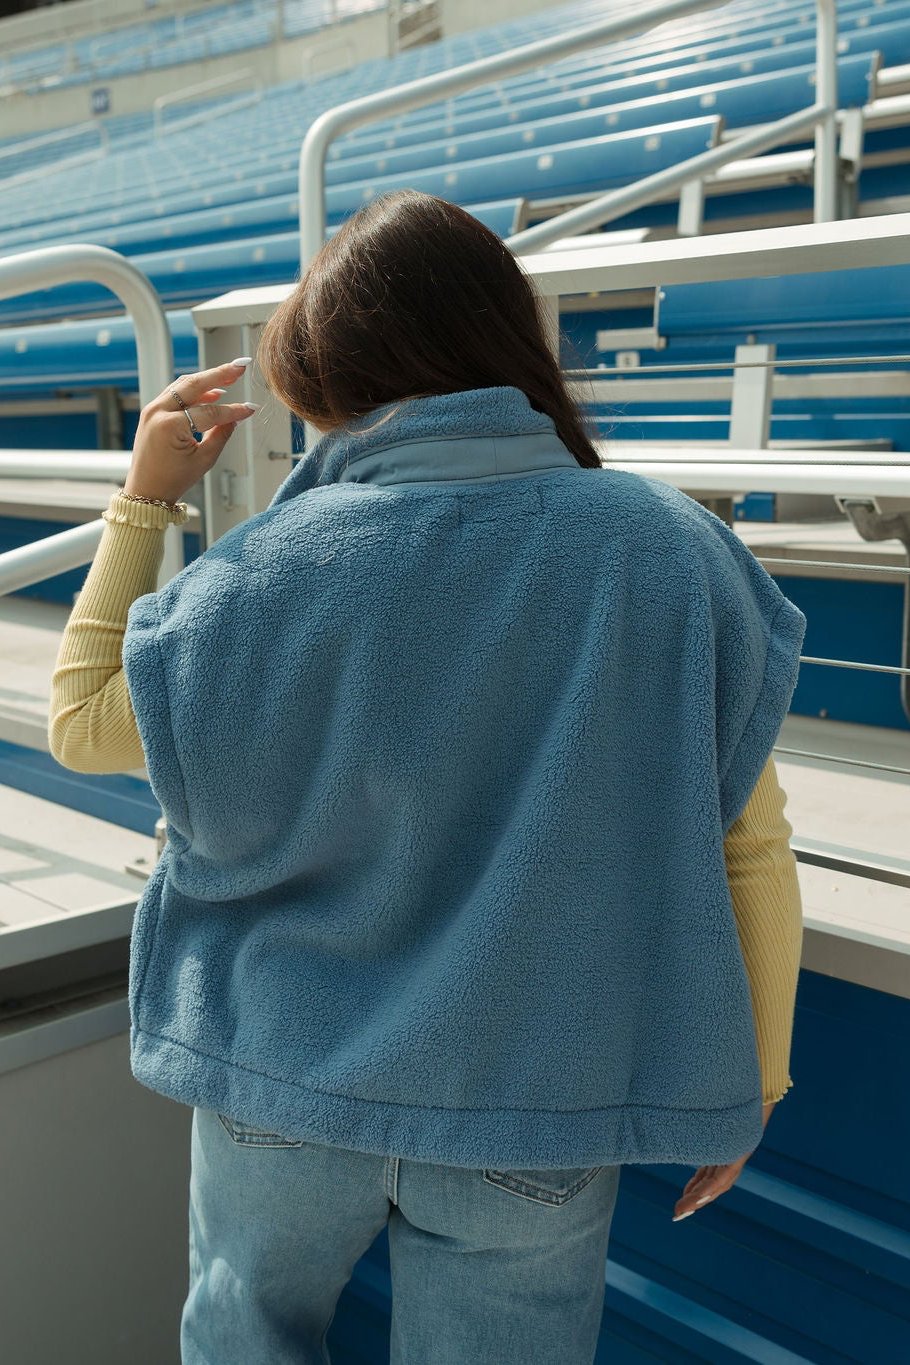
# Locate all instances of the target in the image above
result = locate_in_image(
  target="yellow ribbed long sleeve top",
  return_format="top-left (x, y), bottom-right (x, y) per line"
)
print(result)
top-left (48, 490), bottom-right (803, 1107)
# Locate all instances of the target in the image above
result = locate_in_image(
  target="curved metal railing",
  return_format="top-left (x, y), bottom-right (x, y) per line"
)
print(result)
top-left (0, 244), bottom-right (180, 596)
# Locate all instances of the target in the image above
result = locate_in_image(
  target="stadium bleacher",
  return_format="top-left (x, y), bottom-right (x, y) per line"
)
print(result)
top-left (1, 0), bottom-right (909, 516)
top-left (0, 0), bottom-right (387, 94)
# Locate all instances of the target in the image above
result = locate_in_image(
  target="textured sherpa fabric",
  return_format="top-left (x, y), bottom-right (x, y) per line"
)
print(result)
top-left (122, 384), bottom-right (806, 1169)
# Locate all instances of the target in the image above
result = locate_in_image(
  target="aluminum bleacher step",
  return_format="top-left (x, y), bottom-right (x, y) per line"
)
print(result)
top-left (707, 147), bottom-right (815, 190)
top-left (0, 472), bottom-right (127, 521)
top-left (602, 437), bottom-right (896, 450)
top-left (589, 325), bottom-right (665, 351)
top-left (0, 592), bottom-right (70, 752)
top-left (0, 779), bottom-right (155, 951)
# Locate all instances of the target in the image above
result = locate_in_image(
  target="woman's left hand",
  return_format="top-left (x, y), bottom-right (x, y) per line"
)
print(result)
top-left (672, 1100), bottom-right (777, 1221)
top-left (123, 359), bottom-right (259, 506)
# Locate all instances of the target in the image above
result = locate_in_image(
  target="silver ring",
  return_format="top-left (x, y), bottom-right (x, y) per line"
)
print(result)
top-left (171, 389), bottom-right (203, 441)
top-left (180, 406), bottom-right (203, 441)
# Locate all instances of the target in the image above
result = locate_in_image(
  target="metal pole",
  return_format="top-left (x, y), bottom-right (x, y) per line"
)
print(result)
top-left (298, 0), bottom-right (727, 269)
top-left (0, 452), bottom-right (132, 480)
top-left (814, 0), bottom-right (839, 223)
top-left (728, 343), bottom-right (775, 449)
top-left (0, 522), bottom-right (112, 598)
top-left (504, 104), bottom-right (825, 255)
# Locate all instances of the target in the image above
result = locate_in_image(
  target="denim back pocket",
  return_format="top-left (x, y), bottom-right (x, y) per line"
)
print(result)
top-left (217, 1113), bottom-right (306, 1148)
top-left (482, 1165), bottom-right (603, 1206)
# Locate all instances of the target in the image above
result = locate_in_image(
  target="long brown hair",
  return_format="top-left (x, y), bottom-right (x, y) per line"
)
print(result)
top-left (256, 188), bottom-right (601, 467)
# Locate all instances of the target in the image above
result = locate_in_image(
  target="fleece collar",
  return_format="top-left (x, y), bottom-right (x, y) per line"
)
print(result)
top-left (267, 385), bottom-right (580, 507)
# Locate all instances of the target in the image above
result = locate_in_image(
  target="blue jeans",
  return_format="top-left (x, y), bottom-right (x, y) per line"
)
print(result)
top-left (181, 1106), bottom-right (622, 1364)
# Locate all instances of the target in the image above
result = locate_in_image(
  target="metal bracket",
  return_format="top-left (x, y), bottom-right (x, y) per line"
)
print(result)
top-left (729, 343), bottom-right (775, 449)
top-left (677, 177), bottom-right (706, 237)
top-left (836, 497), bottom-right (910, 722)
top-left (94, 387), bottom-right (123, 451)
top-left (218, 468), bottom-right (238, 512)
top-left (837, 106), bottom-right (865, 218)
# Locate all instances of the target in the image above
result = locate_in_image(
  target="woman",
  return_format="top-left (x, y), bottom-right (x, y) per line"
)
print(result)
top-left (49, 188), bottom-right (805, 1365)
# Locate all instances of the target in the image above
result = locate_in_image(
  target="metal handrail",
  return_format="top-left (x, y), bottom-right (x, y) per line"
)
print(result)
top-left (0, 451), bottom-right (132, 481)
top-left (584, 454), bottom-right (910, 500)
top-left (521, 210), bottom-right (910, 293)
top-left (153, 69), bottom-right (264, 136)
top-left (789, 839), bottom-right (910, 891)
top-left (0, 244), bottom-right (180, 598)
top-left (298, 0), bottom-right (729, 266)
top-left (0, 120), bottom-right (111, 193)
top-left (299, 0), bottom-right (838, 270)
top-left (0, 119), bottom-right (108, 167)
top-left (505, 101), bottom-right (832, 254)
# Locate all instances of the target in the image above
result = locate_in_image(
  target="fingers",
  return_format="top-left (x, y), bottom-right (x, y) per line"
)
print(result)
top-left (161, 357), bottom-right (253, 409)
top-left (672, 1160), bottom-right (744, 1221)
top-left (184, 401), bottom-right (258, 433)
top-left (198, 420), bottom-right (238, 462)
top-left (680, 1166), bottom-right (714, 1197)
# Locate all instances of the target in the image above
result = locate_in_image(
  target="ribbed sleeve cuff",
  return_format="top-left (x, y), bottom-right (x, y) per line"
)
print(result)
top-left (102, 490), bottom-right (190, 529)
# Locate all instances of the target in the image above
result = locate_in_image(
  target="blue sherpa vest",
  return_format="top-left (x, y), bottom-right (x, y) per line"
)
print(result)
top-left (122, 384), bottom-right (806, 1169)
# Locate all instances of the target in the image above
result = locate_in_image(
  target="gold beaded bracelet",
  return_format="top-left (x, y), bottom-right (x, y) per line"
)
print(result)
top-left (116, 486), bottom-right (188, 516)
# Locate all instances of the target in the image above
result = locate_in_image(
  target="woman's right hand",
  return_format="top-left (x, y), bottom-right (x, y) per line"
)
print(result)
top-left (672, 1100), bottom-right (776, 1221)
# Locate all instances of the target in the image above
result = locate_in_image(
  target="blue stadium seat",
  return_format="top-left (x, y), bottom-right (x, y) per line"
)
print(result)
top-left (0, 199), bottom-right (525, 325)
top-left (2, 197), bottom-right (524, 259)
top-left (325, 117), bottom-right (720, 219)
top-left (335, 19), bottom-right (904, 156)
top-left (326, 55), bottom-right (876, 184)
top-left (0, 310), bottom-right (199, 394)
top-left (657, 264), bottom-right (910, 336)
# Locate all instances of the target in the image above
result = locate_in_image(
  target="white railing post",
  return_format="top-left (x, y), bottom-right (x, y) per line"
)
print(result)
top-left (729, 344), bottom-right (776, 449)
top-left (814, 0), bottom-right (840, 223)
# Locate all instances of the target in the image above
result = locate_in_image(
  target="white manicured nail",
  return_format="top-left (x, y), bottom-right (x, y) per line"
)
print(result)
top-left (695, 1195), bottom-right (711, 1205)
top-left (672, 1210), bottom-right (693, 1221)
top-left (230, 356), bottom-right (252, 366)
top-left (243, 402), bottom-right (260, 411)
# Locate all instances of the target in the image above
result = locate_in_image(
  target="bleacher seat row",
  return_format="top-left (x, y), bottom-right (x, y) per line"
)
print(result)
top-left (0, 0), bottom-right (908, 484)
top-left (0, 0), bottom-right (387, 95)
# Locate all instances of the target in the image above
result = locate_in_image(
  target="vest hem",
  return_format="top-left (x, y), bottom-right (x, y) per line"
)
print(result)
top-left (130, 1024), bottom-right (766, 1170)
